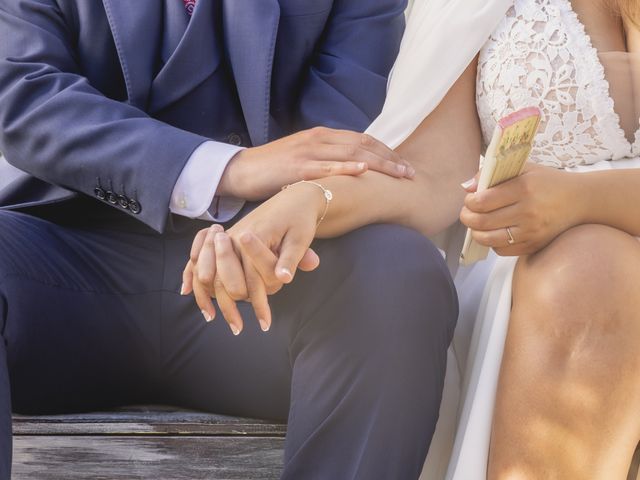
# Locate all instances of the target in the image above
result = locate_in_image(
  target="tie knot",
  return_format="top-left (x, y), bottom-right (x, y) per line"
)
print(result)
top-left (183, 0), bottom-right (196, 16)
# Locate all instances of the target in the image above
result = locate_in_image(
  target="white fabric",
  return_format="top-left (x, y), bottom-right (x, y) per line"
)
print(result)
top-left (477, 0), bottom-right (640, 168)
top-left (170, 140), bottom-right (245, 222)
top-left (369, 0), bottom-right (640, 479)
top-left (366, 0), bottom-right (513, 150)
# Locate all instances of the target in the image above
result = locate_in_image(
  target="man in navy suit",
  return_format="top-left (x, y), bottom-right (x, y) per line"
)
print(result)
top-left (0, 1), bottom-right (458, 478)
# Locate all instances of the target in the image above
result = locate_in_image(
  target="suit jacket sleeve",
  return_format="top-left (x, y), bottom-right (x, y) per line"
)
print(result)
top-left (0, 0), bottom-right (210, 232)
top-left (296, 0), bottom-right (407, 132)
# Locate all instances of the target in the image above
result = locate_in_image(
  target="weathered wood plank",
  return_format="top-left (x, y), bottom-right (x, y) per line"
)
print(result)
top-left (13, 406), bottom-right (287, 436)
top-left (13, 436), bottom-right (284, 480)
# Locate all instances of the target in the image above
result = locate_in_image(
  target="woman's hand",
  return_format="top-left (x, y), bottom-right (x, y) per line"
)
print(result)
top-left (459, 163), bottom-right (581, 256)
top-left (182, 182), bottom-right (327, 335)
top-left (217, 127), bottom-right (415, 201)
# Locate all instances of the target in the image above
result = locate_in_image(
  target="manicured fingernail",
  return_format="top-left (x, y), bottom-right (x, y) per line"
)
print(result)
top-left (461, 178), bottom-right (476, 189)
top-left (201, 310), bottom-right (213, 322)
top-left (277, 267), bottom-right (293, 282)
top-left (180, 283), bottom-right (186, 295)
top-left (259, 319), bottom-right (270, 332)
top-left (230, 324), bottom-right (241, 336)
top-left (406, 166), bottom-right (416, 178)
top-left (357, 162), bottom-right (366, 170)
top-left (396, 164), bottom-right (407, 175)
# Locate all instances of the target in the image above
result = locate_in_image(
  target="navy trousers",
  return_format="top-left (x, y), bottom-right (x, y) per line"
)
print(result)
top-left (0, 198), bottom-right (457, 479)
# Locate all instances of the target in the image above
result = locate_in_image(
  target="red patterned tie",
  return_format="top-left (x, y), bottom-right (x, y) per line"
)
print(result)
top-left (183, 0), bottom-right (196, 16)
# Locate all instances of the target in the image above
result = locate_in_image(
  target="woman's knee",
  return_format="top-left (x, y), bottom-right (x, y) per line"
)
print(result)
top-left (511, 224), bottom-right (640, 354)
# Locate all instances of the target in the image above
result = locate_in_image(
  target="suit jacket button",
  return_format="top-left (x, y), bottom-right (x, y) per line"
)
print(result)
top-left (94, 187), bottom-right (106, 200)
top-left (117, 195), bottom-right (129, 209)
top-left (228, 133), bottom-right (243, 146)
top-left (129, 200), bottom-right (142, 214)
top-left (106, 191), bottom-right (118, 204)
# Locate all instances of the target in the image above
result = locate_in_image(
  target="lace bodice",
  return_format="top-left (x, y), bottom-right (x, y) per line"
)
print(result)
top-left (477, 0), bottom-right (640, 168)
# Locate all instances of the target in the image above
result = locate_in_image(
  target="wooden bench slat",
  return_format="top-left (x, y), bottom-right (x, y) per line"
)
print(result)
top-left (12, 406), bottom-right (287, 437)
top-left (13, 436), bottom-right (284, 480)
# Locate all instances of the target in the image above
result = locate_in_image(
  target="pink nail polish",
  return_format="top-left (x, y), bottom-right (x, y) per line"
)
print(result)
top-left (201, 310), bottom-right (213, 322)
top-left (230, 324), bottom-right (241, 336)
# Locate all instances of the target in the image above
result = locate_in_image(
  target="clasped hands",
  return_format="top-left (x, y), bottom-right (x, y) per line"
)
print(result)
top-left (182, 127), bottom-right (410, 335)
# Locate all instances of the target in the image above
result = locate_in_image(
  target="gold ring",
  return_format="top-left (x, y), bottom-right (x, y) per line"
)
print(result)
top-left (506, 227), bottom-right (515, 245)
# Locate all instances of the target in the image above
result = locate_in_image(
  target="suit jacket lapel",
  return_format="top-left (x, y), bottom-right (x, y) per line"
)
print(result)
top-left (148, 0), bottom-right (223, 112)
top-left (223, 0), bottom-right (281, 146)
top-left (101, 0), bottom-right (162, 110)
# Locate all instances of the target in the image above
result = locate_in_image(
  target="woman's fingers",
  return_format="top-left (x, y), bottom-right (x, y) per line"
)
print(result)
top-left (181, 260), bottom-right (194, 296)
top-left (464, 178), bottom-right (522, 213)
top-left (297, 248), bottom-right (320, 272)
top-left (242, 258), bottom-right (272, 332)
top-left (461, 171), bottom-right (480, 192)
top-left (275, 229), bottom-right (313, 284)
top-left (460, 203), bottom-right (521, 232)
top-left (215, 279), bottom-right (244, 335)
top-left (214, 232), bottom-right (249, 301)
top-left (471, 225), bottom-right (524, 248)
top-left (238, 232), bottom-right (283, 293)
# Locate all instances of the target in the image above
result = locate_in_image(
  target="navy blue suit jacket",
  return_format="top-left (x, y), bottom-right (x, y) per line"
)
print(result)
top-left (0, 0), bottom-right (405, 232)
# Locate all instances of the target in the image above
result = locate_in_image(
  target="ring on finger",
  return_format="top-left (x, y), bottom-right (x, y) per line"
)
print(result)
top-left (505, 226), bottom-right (516, 245)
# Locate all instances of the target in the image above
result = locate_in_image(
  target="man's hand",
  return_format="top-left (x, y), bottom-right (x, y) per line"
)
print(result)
top-left (217, 127), bottom-right (414, 200)
top-left (182, 182), bottom-right (327, 334)
top-left (459, 163), bottom-right (580, 256)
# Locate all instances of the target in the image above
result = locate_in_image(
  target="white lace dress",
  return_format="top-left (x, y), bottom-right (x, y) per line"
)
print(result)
top-left (420, 0), bottom-right (640, 478)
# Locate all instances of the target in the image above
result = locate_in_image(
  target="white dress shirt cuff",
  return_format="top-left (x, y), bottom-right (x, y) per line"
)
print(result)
top-left (170, 141), bottom-right (246, 222)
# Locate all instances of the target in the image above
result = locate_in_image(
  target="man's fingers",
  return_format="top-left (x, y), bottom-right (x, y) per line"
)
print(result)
top-left (243, 259), bottom-right (272, 332)
top-left (192, 274), bottom-right (216, 323)
top-left (298, 248), bottom-right (320, 272)
top-left (215, 279), bottom-right (244, 336)
top-left (275, 230), bottom-right (311, 284)
top-left (215, 232), bottom-right (249, 301)
top-left (315, 128), bottom-right (403, 166)
top-left (308, 144), bottom-right (410, 179)
top-left (190, 225), bottom-right (223, 263)
top-left (195, 226), bottom-right (220, 292)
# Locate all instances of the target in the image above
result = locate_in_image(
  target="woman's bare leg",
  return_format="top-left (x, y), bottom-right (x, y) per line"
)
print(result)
top-left (488, 224), bottom-right (640, 480)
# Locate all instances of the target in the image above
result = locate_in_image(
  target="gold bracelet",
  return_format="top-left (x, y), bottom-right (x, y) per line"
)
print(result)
top-left (282, 180), bottom-right (333, 227)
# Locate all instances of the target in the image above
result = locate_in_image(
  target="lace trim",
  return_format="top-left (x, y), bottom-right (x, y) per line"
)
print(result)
top-left (558, 0), bottom-right (633, 160)
top-left (476, 0), bottom-right (639, 168)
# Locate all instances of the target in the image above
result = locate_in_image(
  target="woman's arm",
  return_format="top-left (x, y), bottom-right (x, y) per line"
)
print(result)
top-left (572, 169), bottom-right (640, 236)
top-left (312, 57), bottom-right (482, 239)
